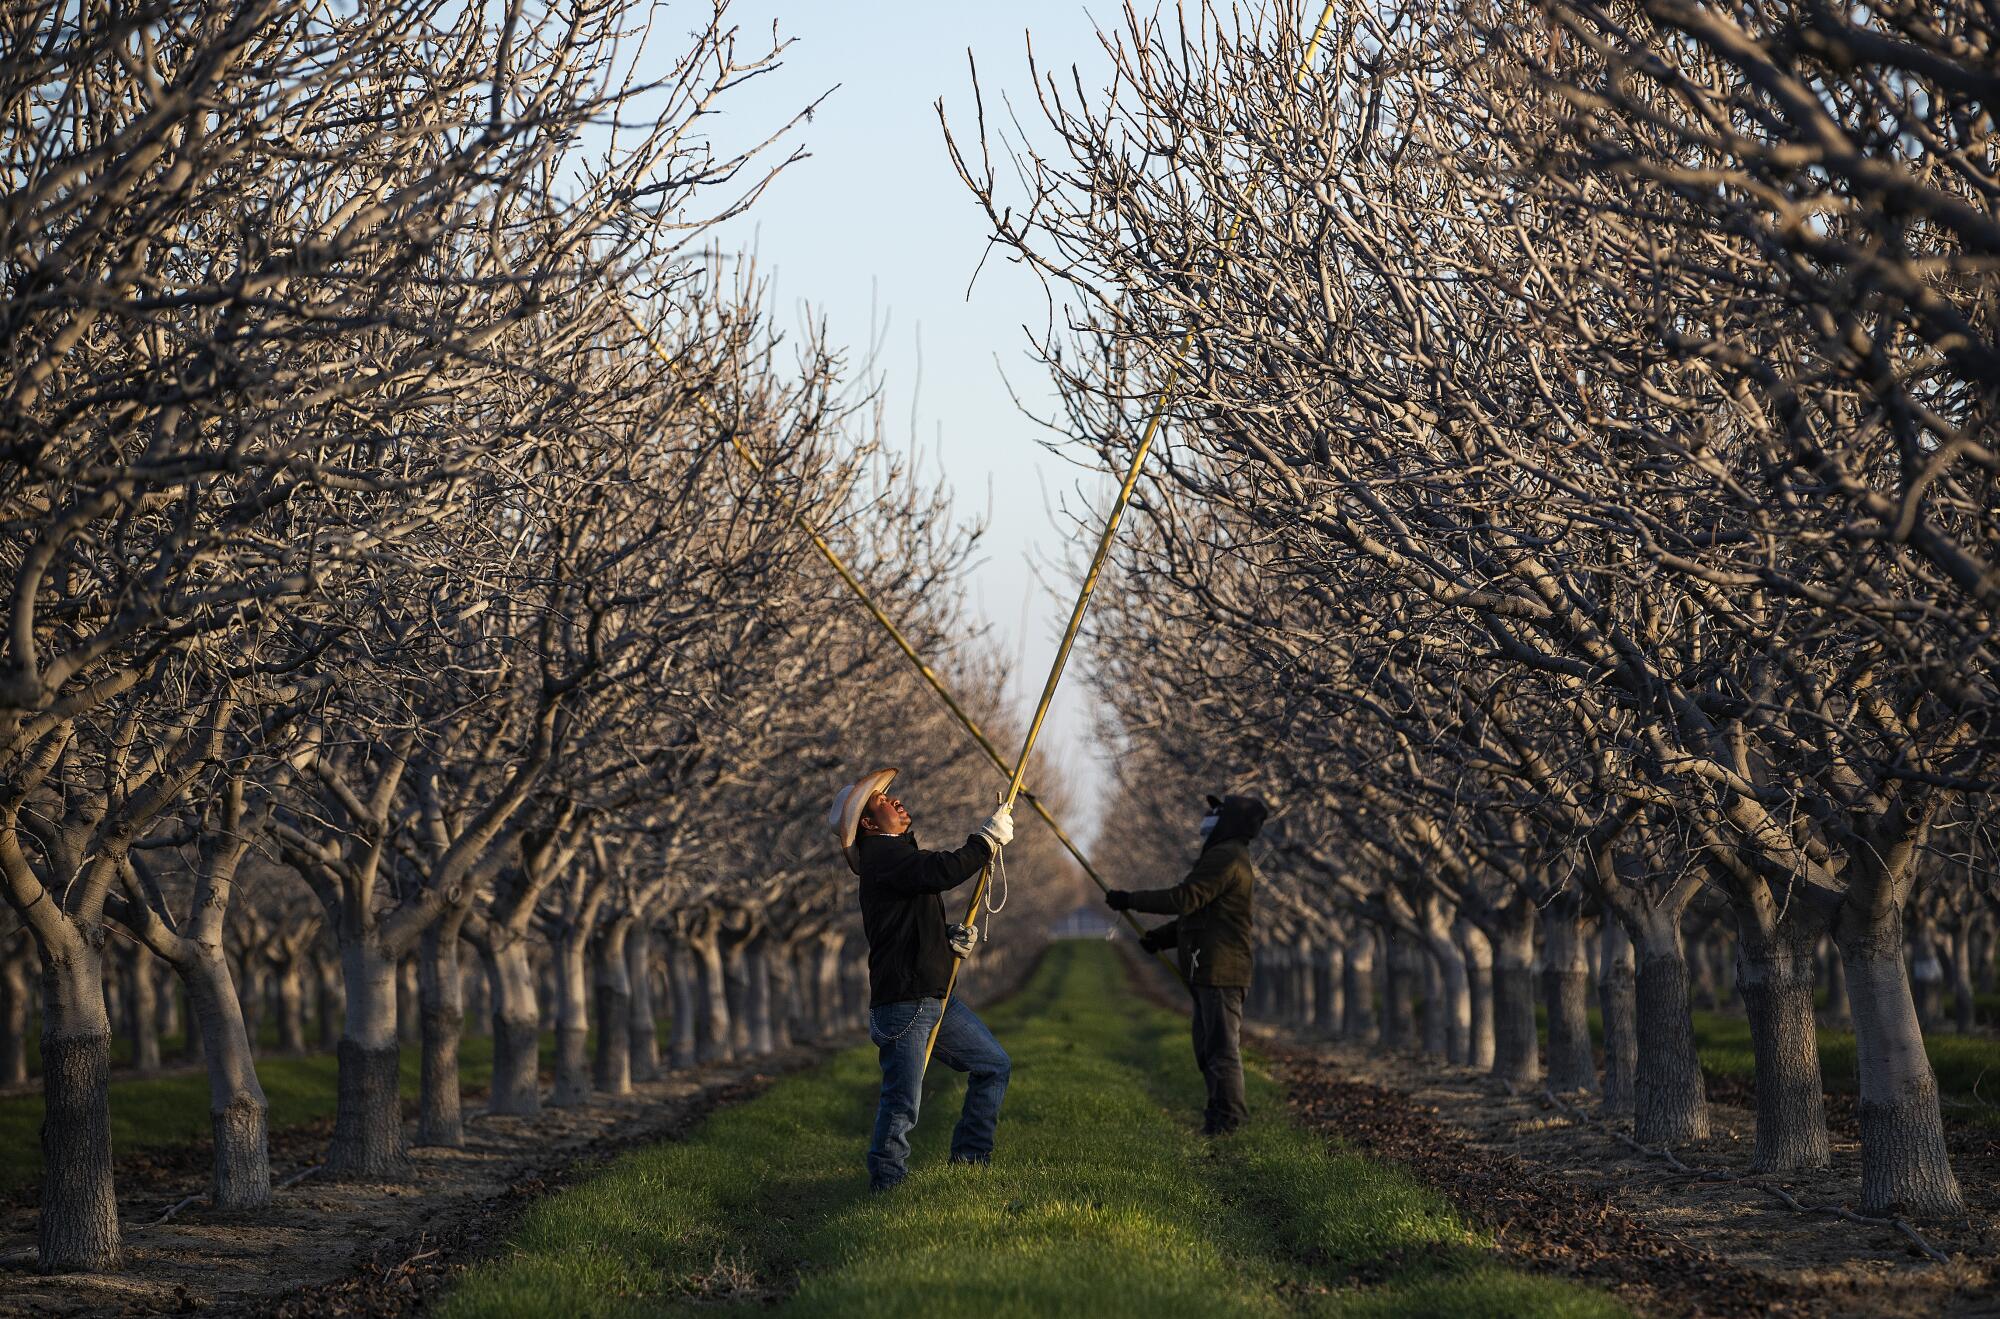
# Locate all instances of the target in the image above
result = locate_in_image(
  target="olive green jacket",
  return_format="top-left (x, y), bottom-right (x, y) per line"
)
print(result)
top-left (1128, 838), bottom-right (1257, 988)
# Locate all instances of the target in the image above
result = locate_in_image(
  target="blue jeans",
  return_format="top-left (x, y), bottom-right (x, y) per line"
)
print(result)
top-left (865, 996), bottom-right (1011, 1190)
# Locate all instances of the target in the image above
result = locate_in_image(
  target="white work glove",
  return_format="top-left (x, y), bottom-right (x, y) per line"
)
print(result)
top-left (977, 804), bottom-right (1015, 850)
top-left (947, 922), bottom-right (978, 958)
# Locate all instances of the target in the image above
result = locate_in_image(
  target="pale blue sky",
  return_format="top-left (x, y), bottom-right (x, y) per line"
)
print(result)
top-left (696, 3), bottom-right (1124, 837)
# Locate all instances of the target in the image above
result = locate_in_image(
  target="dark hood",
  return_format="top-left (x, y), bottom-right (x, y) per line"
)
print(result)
top-left (1202, 794), bottom-right (1267, 852)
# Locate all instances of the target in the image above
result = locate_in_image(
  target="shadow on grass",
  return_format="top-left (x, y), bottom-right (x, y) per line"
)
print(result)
top-left (439, 943), bottom-right (1623, 1318)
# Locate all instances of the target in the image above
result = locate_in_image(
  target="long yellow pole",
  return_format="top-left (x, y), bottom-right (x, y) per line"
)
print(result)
top-left (615, 304), bottom-right (1169, 961)
top-left (921, 2), bottom-right (1339, 1072)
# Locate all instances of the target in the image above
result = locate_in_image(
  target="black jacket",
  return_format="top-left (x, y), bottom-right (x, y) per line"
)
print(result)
top-left (856, 829), bottom-right (993, 1007)
top-left (1131, 795), bottom-right (1266, 988)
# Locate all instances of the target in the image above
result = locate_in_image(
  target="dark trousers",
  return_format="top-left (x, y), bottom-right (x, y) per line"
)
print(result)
top-left (1191, 984), bottom-right (1248, 1134)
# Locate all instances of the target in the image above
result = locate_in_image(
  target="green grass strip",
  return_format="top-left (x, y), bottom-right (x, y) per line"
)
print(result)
top-left (441, 943), bottom-right (1620, 1318)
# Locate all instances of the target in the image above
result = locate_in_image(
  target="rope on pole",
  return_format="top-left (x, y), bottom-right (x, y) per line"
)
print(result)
top-left (613, 303), bottom-right (1173, 963)
top-left (920, 1), bottom-right (1340, 1073)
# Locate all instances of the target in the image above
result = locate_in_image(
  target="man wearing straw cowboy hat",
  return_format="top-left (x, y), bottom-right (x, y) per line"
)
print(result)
top-left (830, 766), bottom-right (1016, 1192)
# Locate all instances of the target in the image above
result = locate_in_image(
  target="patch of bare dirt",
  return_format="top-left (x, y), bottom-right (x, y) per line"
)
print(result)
top-left (0, 1047), bottom-right (828, 1317)
top-left (1264, 1035), bottom-right (2000, 1319)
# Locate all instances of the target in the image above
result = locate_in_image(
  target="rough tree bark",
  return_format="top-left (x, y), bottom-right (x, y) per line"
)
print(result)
top-left (1736, 921), bottom-right (1831, 1172)
top-left (1629, 907), bottom-right (1710, 1145)
top-left (591, 914), bottom-right (634, 1095)
top-left (415, 912), bottom-right (470, 1147)
top-left (478, 931), bottom-right (543, 1116)
top-left (1541, 895), bottom-right (1594, 1093)
top-left (182, 947), bottom-right (271, 1208)
top-left (1837, 903), bottom-right (1964, 1215)
top-left (1489, 898), bottom-right (1539, 1087)
top-left (35, 936), bottom-right (121, 1270)
top-left (328, 939), bottom-right (409, 1178)
top-left (1598, 916), bottom-right (1637, 1112)
top-left (1591, 844), bottom-right (1703, 1140)
top-left (550, 917), bottom-right (596, 1107)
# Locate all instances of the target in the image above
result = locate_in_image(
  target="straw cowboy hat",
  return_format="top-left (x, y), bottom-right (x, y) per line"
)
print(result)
top-left (828, 767), bottom-right (898, 874)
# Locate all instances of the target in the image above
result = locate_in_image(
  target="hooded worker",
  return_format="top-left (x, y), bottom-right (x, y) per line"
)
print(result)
top-left (829, 767), bottom-right (1016, 1192)
top-left (1106, 793), bottom-right (1267, 1136)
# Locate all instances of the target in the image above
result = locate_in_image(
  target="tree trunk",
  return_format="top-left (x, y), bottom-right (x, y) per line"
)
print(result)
top-left (1975, 917), bottom-right (1997, 997)
top-left (152, 962), bottom-right (179, 1052)
top-left (692, 931), bottom-right (733, 1062)
top-left (1837, 908), bottom-right (1964, 1216)
top-left (1688, 934), bottom-right (1721, 1010)
top-left (1424, 931), bottom-right (1472, 1063)
top-left (1380, 935), bottom-right (1416, 1051)
top-left (1490, 900), bottom-right (1540, 1088)
top-left (626, 923), bottom-right (661, 1082)
top-left (124, 943), bottom-right (161, 1074)
top-left (1343, 930), bottom-right (1378, 1043)
top-left (550, 925), bottom-right (592, 1107)
top-left (1419, 941), bottom-right (1449, 1058)
top-left (1819, 938), bottom-right (1850, 1027)
top-left (414, 918), bottom-right (468, 1147)
top-left (272, 953), bottom-right (307, 1056)
top-left (315, 955), bottom-right (342, 1052)
top-left (181, 981), bottom-right (203, 1063)
top-left (1598, 918), bottom-right (1637, 1112)
top-left (1630, 914), bottom-right (1709, 1146)
top-left (592, 917), bottom-right (634, 1096)
top-left (744, 938), bottom-right (776, 1056)
top-left (722, 936), bottom-right (753, 1057)
top-left (183, 948), bottom-right (271, 1209)
top-left (1736, 924), bottom-right (1830, 1172)
top-left (36, 936), bottom-right (121, 1270)
top-left (664, 934), bottom-right (698, 1067)
top-left (1541, 899), bottom-right (1594, 1093)
top-left (1, 949), bottom-right (29, 1086)
top-left (1313, 942), bottom-right (1343, 1036)
top-left (396, 956), bottom-right (420, 1046)
top-left (815, 932), bottom-right (847, 1040)
top-left (481, 935), bottom-right (542, 1116)
top-left (327, 939), bottom-right (408, 1179)
top-left (1458, 922), bottom-right (1495, 1070)
top-left (235, 956), bottom-right (265, 1058)
top-left (463, 950), bottom-right (489, 1035)
top-left (1946, 921), bottom-right (1976, 1036)
top-left (764, 939), bottom-right (796, 1047)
